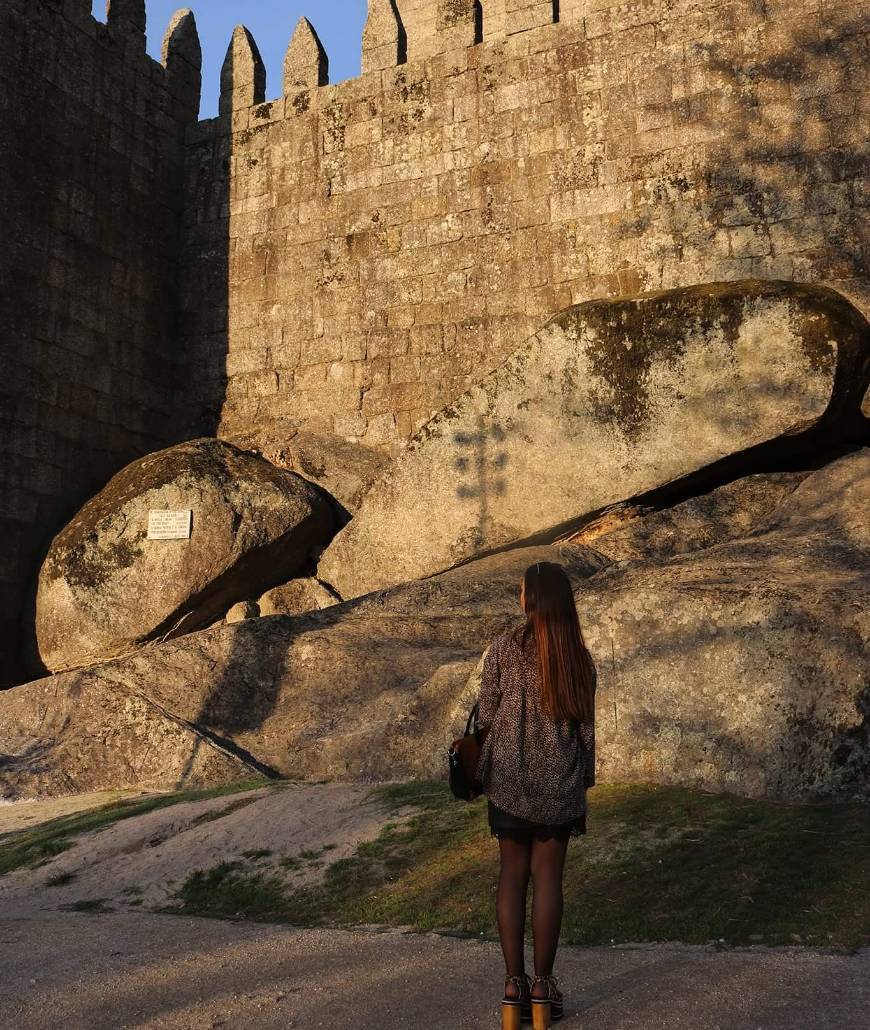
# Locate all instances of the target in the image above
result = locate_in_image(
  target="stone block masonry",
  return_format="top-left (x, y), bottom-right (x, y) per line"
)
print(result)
top-left (0, 0), bottom-right (201, 685)
top-left (181, 0), bottom-right (868, 457)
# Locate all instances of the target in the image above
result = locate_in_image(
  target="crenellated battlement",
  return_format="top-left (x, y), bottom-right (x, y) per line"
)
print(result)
top-left (51, 0), bottom-right (203, 123)
top-left (107, 0), bottom-right (147, 40)
top-left (285, 17), bottom-right (329, 94)
top-left (57, 2), bottom-right (576, 136)
top-left (220, 25), bottom-right (266, 118)
top-left (163, 9), bottom-right (203, 119)
top-left (206, 0), bottom-right (573, 125)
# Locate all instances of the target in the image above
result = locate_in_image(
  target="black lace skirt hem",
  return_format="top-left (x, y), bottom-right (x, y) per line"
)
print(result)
top-left (487, 798), bottom-right (587, 842)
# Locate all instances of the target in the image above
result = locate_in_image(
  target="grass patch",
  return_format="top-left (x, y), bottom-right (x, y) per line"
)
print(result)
top-left (0, 779), bottom-right (271, 876)
top-left (171, 780), bottom-right (870, 950)
top-left (173, 861), bottom-right (287, 920)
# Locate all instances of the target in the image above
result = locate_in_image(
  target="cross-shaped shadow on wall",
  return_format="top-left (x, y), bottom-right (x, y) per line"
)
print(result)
top-left (453, 418), bottom-right (509, 552)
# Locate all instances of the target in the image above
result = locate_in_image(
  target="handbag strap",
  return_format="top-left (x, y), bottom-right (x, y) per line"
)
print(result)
top-left (465, 701), bottom-right (479, 736)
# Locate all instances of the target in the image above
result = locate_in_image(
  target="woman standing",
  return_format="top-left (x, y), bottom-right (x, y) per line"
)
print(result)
top-left (475, 560), bottom-right (597, 1029)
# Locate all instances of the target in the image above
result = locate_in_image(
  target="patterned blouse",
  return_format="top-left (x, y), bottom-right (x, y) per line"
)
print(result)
top-left (474, 623), bottom-right (596, 826)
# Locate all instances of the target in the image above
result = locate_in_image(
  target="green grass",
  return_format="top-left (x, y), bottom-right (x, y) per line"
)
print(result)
top-left (170, 780), bottom-right (870, 951)
top-left (0, 779), bottom-right (271, 876)
top-left (174, 861), bottom-right (288, 919)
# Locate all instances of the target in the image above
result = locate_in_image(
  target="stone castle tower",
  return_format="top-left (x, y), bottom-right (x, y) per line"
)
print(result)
top-left (0, 0), bottom-right (867, 685)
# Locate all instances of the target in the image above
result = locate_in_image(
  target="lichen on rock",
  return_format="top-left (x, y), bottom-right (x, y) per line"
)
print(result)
top-left (318, 281), bottom-right (870, 599)
top-left (35, 439), bottom-right (334, 674)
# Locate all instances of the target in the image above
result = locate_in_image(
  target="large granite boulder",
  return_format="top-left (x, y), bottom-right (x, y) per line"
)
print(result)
top-left (318, 281), bottom-right (869, 599)
top-left (574, 447), bottom-right (870, 798)
top-left (223, 423), bottom-right (391, 519)
top-left (4, 449), bottom-right (868, 802)
top-left (569, 469), bottom-right (811, 563)
top-left (35, 439), bottom-right (334, 673)
top-left (0, 670), bottom-right (264, 798)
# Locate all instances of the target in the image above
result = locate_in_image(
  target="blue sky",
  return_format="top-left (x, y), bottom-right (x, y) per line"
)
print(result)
top-left (92, 1), bottom-right (369, 118)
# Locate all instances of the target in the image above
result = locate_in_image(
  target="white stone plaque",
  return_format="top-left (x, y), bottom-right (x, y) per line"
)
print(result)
top-left (147, 510), bottom-right (192, 541)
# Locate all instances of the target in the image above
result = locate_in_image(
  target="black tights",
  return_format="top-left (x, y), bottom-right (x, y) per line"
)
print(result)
top-left (496, 834), bottom-right (569, 990)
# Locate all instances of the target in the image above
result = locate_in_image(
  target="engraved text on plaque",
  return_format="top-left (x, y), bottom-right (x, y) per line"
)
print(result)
top-left (147, 510), bottom-right (192, 540)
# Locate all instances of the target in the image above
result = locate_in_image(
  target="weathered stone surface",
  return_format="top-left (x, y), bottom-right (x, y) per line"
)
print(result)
top-left (5, 1), bottom-right (868, 690)
top-left (133, 543), bottom-right (597, 785)
top-left (573, 448), bottom-right (870, 799)
top-left (107, 0), bottom-right (146, 38)
top-left (35, 439), bottom-right (334, 673)
top-left (392, 0), bottom-right (496, 58)
top-left (184, 5), bottom-right (869, 456)
top-left (319, 282), bottom-right (870, 599)
top-left (6, 544), bottom-right (605, 796)
top-left (162, 9), bottom-right (202, 120)
top-left (570, 470), bottom-right (811, 564)
top-left (0, 0), bottom-right (196, 686)
top-left (5, 449), bottom-right (868, 801)
top-left (224, 424), bottom-right (391, 518)
top-left (258, 579), bottom-right (339, 617)
top-left (362, 0), bottom-right (405, 74)
top-left (220, 25), bottom-right (266, 117)
top-left (0, 672), bottom-right (262, 801)
top-left (226, 601), bottom-right (261, 624)
top-left (62, 1), bottom-right (92, 19)
top-left (435, 0), bottom-right (480, 51)
top-left (283, 17), bottom-right (328, 93)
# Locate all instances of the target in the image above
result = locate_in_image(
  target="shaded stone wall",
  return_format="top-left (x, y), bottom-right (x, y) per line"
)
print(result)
top-left (0, 0), bottom-right (200, 685)
top-left (181, 0), bottom-right (868, 455)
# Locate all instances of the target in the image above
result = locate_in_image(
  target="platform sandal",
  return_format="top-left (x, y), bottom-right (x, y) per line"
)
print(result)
top-left (501, 973), bottom-right (531, 1030)
top-left (531, 973), bottom-right (564, 1024)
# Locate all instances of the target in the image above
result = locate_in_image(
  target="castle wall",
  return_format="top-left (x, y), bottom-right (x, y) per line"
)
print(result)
top-left (181, 0), bottom-right (867, 456)
top-left (0, 0), bottom-right (199, 684)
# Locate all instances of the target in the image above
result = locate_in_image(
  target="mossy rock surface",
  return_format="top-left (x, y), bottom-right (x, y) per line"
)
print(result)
top-left (36, 438), bottom-right (334, 673)
top-left (319, 280), bottom-right (869, 599)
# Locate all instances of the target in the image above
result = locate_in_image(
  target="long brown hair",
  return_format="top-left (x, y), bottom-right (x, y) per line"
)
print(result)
top-left (513, 561), bottom-right (596, 724)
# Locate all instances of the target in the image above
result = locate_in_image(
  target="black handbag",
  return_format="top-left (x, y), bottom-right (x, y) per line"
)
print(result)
top-left (447, 701), bottom-right (490, 801)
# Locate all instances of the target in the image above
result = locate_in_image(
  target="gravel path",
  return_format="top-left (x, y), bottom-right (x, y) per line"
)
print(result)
top-left (0, 912), bottom-right (867, 1029)
top-left (2, 785), bottom-right (867, 1028)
